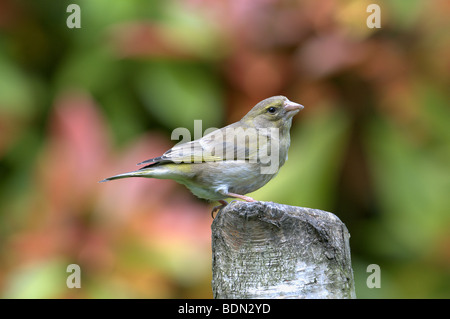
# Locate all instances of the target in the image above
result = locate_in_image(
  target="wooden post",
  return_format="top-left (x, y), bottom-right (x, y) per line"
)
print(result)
top-left (211, 201), bottom-right (356, 299)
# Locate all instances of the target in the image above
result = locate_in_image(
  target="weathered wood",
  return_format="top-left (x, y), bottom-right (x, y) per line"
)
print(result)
top-left (211, 201), bottom-right (356, 299)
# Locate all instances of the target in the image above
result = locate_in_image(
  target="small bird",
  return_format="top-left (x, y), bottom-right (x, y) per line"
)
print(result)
top-left (100, 96), bottom-right (303, 214)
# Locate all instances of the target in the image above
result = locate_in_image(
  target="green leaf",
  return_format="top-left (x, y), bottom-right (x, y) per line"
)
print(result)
top-left (251, 106), bottom-right (350, 210)
top-left (365, 113), bottom-right (450, 256)
top-left (3, 259), bottom-right (69, 298)
top-left (0, 54), bottom-right (35, 116)
top-left (136, 61), bottom-right (223, 132)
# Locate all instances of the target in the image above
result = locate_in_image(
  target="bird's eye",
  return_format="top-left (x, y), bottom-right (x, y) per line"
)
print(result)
top-left (267, 107), bottom-right (276, 114)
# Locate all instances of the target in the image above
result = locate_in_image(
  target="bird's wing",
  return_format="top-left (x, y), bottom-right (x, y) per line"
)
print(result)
top-left (138, 124), bottom-right (266, 165)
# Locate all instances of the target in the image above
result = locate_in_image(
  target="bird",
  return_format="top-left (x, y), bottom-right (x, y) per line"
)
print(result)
top-left (100, 96), bottom-right (304, 215)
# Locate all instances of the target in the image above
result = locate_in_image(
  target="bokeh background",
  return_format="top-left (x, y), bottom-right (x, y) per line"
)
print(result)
top-left (0, 0), bottom-right (449, 298)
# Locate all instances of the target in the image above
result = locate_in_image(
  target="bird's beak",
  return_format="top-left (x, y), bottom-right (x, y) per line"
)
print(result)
top-left (284, 100), bottom-right (304, 112)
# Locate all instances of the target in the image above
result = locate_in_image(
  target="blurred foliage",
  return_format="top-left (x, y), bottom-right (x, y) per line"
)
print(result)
top-left (0, 0), bottom-right (449, 298)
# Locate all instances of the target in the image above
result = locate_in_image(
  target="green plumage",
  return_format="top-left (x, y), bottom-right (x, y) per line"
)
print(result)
top-left (100, 96), bottom-right (303, 202)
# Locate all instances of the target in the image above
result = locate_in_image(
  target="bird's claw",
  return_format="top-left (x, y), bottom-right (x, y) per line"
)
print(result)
top-left (211, 200), bottom-right (228, 219)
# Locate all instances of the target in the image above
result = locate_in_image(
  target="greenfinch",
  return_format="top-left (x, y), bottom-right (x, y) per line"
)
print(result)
top-left (100, 96), bottom-right (303, 209)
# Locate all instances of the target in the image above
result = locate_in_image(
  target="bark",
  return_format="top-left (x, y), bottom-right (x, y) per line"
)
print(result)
top-left (211, 201), bottom-right (356, 299)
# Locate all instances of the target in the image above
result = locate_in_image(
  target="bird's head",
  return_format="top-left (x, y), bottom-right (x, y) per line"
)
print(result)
top-left (241, 96), bottom-right (304, 130)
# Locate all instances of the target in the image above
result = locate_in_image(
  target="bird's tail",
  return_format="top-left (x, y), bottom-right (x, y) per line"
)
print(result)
top-left (98, 169), bottom-right (150, 183)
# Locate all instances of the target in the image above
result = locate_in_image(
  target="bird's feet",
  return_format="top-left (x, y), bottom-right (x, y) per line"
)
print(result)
top-left (211, 200), bottom-right (228, 219)
top-left (211, 194), bottom-right (256, 219)
top-left (226, 192), bottom-right (256, 202)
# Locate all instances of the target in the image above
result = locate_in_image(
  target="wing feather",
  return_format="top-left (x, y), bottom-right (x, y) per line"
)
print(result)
top-left (137, 124), bottom-right (269, 165)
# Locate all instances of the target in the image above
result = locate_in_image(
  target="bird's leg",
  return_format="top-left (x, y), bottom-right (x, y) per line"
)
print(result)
top-left (211, 200), bottom-right (228, 219)
top-left (224, 192), bottom-right (256, 202)
top-left (212, 192), bottom-right (255, 218)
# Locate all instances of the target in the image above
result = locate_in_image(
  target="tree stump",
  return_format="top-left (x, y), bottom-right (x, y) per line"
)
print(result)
top-left (211, 201), bottom-right (356, 299)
